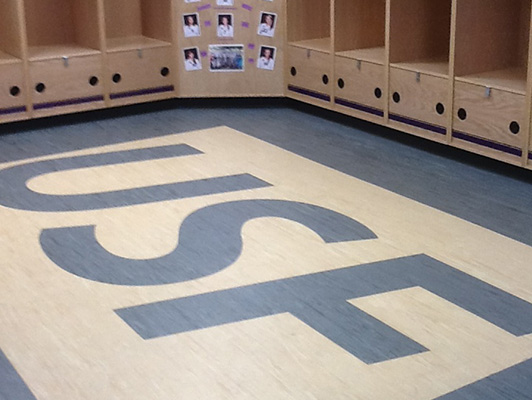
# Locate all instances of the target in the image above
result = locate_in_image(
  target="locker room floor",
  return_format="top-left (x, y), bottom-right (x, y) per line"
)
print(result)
top-left (1, 98), bottom-right (531, 400)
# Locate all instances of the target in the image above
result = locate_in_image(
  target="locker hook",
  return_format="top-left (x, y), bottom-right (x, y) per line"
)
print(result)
top-left (306, 49), bottom-right (311, 58)
top-left (485, 87), bottom-right (491, 98)
top-left (62, 56), bottom-right (69, 67)
top-left (416, 72), bottom-right (421, 83)
top-left (356, 59), bottom-right (362, 70)
top-left (137, 48), bottom-right (143, 59)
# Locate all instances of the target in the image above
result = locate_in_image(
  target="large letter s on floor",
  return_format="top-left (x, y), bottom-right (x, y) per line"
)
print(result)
top-left (40, 199), bottom-right (377, 285)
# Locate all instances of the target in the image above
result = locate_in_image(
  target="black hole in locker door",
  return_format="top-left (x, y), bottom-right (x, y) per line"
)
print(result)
top-left (337, 78), bottom-right (344, 89)
top-left (35, 83), bottom-right (46, 93)
top-left (112, 73), bottom-right (122, 83)
top-left (322, 75), bottom-right (329, 85)
top-left (161, 67), bottom-right (170, 77)
top-left (457, 108), bottom-right (467, 120)
top-left (392, 92), bottom-right (400, 103)
top-left (9, 86), bottom-right (21, 97)
top-left (509, 121), bottom-right (520, 134)
top-left (436, 103), bottom-right (445, 115)
top-left (89, 76), bottom-right (99, 86)
top-left (374, 88), bottom-right (382, 99)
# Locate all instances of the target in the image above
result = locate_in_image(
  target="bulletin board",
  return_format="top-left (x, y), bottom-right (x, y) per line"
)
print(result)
top-left (177, 0), bottom-right (285, 97)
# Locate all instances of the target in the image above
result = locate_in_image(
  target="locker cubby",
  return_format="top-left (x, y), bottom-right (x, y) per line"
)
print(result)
top-left (286, 0), bottom-right (332, 106)
top-left (23, 0), bottom-right (104, 116)
top-left (0, 0), bottom-right (27, 120)
top-left (0, 0), bottom-right (25, 62)
top-left (106, 46), bottom-right (174, 105)
top-left (24, 0), bottom-right (102, 61)
top-left (334, 0), bottom-right (385, 64)
top-left (453, 0), bottom-right (530, 159)
top-left (103, 0), bottom-right (172, 53)
top-left (454, 0), bottom-right (531, 94)
top-left (333, 0), bottom-right (386, 120)
top-left (104, 0), bottom-right (174, 105)
top-left (389, 0), bottom-right (452, 77)
top-left (389, 0), bottom-right (452, 136)
top-left (287, 0), bottom-right (331, 53)
top-left (287, 46), bottom-right (333, 106)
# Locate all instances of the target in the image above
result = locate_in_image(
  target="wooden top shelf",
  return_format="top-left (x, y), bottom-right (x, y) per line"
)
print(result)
top-left (456, 67), bottom-right (528, 95)
top-left (106, 36), bottom-right (171, 53)
top-left (0, 50), bottom-right (22, 65)
top-left (336, 47), bottom-right (385, 65)
top-left (391, 55), bottom-right (449, 78)
top-left (289, 37), bottom-right (331, 53)
top-left (28, 45), bottom-right (100, 62)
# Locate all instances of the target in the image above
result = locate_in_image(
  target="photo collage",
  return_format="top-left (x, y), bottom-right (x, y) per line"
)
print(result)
top-left (182, 0), bottom-right (278, 72)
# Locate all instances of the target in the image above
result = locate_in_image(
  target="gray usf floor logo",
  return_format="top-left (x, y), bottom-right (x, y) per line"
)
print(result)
top-left (1, 127), bottom-right (531, 399)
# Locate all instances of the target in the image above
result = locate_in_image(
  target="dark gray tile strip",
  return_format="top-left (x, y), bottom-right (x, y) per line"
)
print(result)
top-left (0, 349), bottom-right (37, 400)
top-left (116, 254), bottom-right (532, 363)
top-left (435, 358), bottom-right (532, 400)
top-left (0, 144), bottom-right (271, 211)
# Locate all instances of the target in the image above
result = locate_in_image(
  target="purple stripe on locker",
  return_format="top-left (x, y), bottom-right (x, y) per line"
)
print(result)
top-left (0, 105), bottom-right (27, 115)
top-left (288, 85), bottom-right (331, 102)
top-left (453, 130), bottom-right (523, 157)
top-left (334, 97), bottom-right (384, 117)
top-left (33, 95), bottom-right (104, 110)
top-left (110, 86), bottom-right (174, 100)
top-left (389, 113), bottom-right (446, 135)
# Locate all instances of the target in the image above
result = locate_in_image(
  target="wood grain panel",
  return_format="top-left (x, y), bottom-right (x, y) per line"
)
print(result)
top-left (0, 0), bottom-right (25, 58)
top-left (334, 56), bottom-right (385, 118)
top-left (334, 0), bottom-right (385, 53)
top-left (107, 46), bottom-right (174, 105)
top-left (453, 81), bottom-right (526, 150)
top-left (28, 54), bottom-right (105, 116)
top-left (286, 45), bottom-right (333, 106)
top-left (389, 0), bottom-right (451, 64)
top-left (287, 0), bottom-right (330, 43)
top-left (389, 67), bottom-right (449, 130)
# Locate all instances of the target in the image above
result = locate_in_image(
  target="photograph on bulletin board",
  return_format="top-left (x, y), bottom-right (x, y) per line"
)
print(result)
top-left (209, 44), bottom-right (244, 72)
top-left (183, 47), bottom-right (202, 71)
top-left (257, 12), bottom-right (277, 37)
top-left (183, 13), bottom-right (201, 37)
top-left (217, 14), bottom-right (234, 38)
top-left (257, 46), bottom-right (275, 70)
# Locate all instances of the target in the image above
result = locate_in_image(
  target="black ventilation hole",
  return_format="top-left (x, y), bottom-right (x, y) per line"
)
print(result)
top-left (290, 67), bottom-right (297, 76)
top-left (89, 76), bottom-right (99, 86)
top-left (436, 102), bottom-right (445, 115)
top-left (322, 74), bottom-right (329, 85)
top-left (112, 73), bottom-right (122, 83)
top-left (392, 92), bottom-right (401, 103)
top-left (509, 121), bottom-right (520, 134)
top-left (9, 86), bottom-right (21, 97)
top-left (337, 78), bottom-right (345, 89)
top-left (161, 67), bottom-right (170, 77)
top-left (374, 88), bottom-right (382, 99)
top-left (35, 83), bottom-right (46, 93)
top-left (457, 108), bottom-right (467, 121)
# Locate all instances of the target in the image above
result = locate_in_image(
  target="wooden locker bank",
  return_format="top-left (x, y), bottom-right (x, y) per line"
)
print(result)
top-left (0, 0), bottom-right (532, 170)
